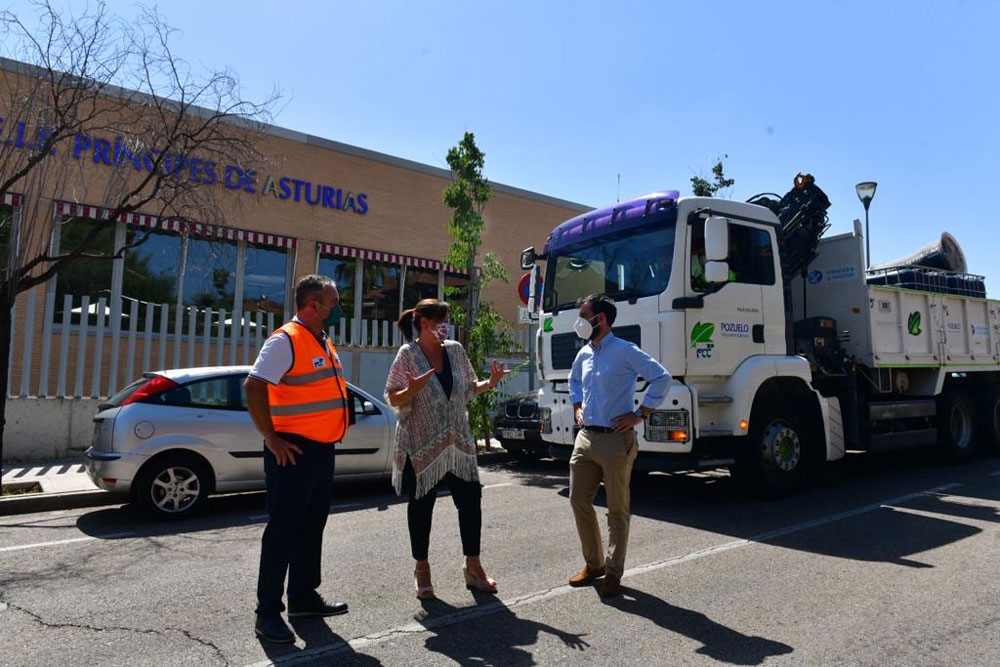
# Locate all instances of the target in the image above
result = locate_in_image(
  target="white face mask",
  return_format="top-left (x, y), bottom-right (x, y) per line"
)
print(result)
top-left (573, 316), bottom-right (599, 341)
top-left (433, 322), bottom-right (450, 343)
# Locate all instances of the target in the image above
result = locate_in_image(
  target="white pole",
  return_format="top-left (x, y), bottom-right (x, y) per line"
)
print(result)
top-left (157, 303), bottom-right (169, 371)
top-left (19, 292), bottom-right (36, 397)
top-left (56, 294), bottom-right (72, 398)
top-left (38, 290), bottom-right (55, 397)
top-left (201, 307), bottom-right (212, 367)
top-left (142, 301), bottom-right (154, 375)
top-left (73, 295), bottom-right (90, 398)
top-left (90, 296), bottom-right (106, 398)
top-left (124, 299), bottom-right (139, 387)
top-left (216, 308), bottom-right (226, 366)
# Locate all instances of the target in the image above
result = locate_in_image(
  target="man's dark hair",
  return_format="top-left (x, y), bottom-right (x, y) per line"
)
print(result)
top-left (295, 274), bottom-right (337, 309)
top-left (577, 293), bottom-right (616, 326)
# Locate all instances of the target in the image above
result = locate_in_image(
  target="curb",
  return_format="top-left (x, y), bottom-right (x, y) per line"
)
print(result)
top-left (0, 489), bottom-right (124, 516)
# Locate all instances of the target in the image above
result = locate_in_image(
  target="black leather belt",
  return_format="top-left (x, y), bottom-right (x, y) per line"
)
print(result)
top-left (583, 425), bottom-right (615, 434)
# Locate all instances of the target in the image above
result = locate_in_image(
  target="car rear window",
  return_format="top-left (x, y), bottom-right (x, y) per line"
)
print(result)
top-left (145, 377), bottom-right (231, 408)
top-left (105, 377), bottom-right (147, 407)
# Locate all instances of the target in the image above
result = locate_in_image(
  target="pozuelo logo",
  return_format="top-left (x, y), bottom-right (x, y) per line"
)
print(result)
top-left (907, 311), bottom-right (922, 336)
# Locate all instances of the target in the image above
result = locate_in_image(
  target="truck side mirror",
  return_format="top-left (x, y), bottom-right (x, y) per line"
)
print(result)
top-left (704, 261), bottom-right (731, 283)
top-left (705, 217), bottom-right (729, 261)
top-left (527, 264), bottom-right (541, 314)
top-left (520, 247), bottom-right (537, 270)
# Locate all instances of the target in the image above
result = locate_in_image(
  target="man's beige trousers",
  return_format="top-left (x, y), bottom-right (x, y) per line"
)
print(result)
top-left (569, 428), bottom-right (638, 580)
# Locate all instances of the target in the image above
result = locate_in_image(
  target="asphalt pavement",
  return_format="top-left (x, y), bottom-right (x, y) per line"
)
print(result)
top-left (1, 449), bottom-right (998, 666)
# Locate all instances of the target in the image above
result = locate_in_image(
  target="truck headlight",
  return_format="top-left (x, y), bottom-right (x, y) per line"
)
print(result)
top-left (645, 409), bottom-right (690, 443)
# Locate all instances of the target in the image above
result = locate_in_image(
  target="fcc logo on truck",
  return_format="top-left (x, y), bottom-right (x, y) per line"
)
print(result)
top-left (691, 322), bottom-right (715, 358)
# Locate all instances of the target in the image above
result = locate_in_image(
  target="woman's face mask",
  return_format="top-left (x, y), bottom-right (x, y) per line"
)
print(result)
top-left (573, 314), bottom-right (600, 341)
top-left (432, 321), bottom-right (451, 343)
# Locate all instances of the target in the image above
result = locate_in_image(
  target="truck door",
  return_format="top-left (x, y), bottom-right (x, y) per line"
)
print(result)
top-left (686, 219), bottom-right (771, 379)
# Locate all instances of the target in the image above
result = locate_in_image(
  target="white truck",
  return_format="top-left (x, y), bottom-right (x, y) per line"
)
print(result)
top-left (519, 176), bottom-right (1000, 493)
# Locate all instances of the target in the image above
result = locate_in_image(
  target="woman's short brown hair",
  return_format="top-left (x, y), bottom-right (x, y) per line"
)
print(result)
top-left (398, 299), bottom-right (449, 342)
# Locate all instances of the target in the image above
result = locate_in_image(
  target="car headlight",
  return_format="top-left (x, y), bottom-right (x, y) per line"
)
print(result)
top-left (645, 409), bottom-right (689, 442)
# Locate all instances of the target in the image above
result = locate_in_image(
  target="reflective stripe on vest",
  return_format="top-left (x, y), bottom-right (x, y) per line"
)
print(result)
top-left (266, 321), bottom-right (349, 443)
top-left (271, 398), bottom-right (347, 416)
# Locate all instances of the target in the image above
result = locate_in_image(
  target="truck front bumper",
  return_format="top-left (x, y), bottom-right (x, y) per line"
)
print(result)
top-left (547, 443), bottom-right (736, 473)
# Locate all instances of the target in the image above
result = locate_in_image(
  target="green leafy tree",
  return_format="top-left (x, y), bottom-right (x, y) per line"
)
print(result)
top-left (441, 132), bottom-right (515, 447)
top-left (691, 155), bottom-right (735, 197)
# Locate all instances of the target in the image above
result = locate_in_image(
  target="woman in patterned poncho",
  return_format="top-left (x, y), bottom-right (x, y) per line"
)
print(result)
top-left (384, 299), bottom-right (508, 600)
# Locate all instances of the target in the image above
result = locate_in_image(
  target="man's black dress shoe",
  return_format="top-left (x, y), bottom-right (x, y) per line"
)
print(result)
top-left (287, 596), bottom-right (349, 618)
top-left (255, 613), bottom-right (295, 644)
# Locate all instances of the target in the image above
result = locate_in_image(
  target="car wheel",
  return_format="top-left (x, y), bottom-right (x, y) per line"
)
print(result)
top-left (135, 454), bottom-right (212, 520)
top-left (938, 390), bottom-right (977, 462)
top-left (735, 398), bottom-right (819, 496)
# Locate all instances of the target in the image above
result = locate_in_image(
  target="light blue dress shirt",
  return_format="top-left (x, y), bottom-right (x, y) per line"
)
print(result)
top-left (569, 333), bottom-right (672, 428)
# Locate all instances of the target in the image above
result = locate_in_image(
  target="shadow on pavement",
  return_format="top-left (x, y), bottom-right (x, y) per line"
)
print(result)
top-left (607, 586), bottom-right (794, 665)
top-left (415, 594), bottom-right (589, 665)
top-left (545, 447), bottom-right (996, 568)
top-left (74, 478), bottom-right (402, 540)
top-left (254, 617), bottom-right (382, 666)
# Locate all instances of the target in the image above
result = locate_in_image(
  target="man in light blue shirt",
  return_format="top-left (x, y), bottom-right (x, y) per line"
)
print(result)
top-left (566, 294), bottom-right (671, 598)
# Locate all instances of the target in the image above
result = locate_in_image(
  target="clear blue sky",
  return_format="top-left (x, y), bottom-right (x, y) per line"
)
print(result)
top-left (5, 1), bottom-right (1000, 290)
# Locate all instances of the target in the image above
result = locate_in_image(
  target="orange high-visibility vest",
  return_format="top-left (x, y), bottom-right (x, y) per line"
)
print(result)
top-left (267, 321), bottom-right (349, 443)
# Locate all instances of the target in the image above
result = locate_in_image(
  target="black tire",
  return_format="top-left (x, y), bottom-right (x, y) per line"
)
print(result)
top-left (736, 398), bottom-right (820, 496)
top-left (977, 387), bottom-right (1000, 456)
top-left (937, 391), bottom-right (978, 462)
top-left (134, 453), bottom-right (213, 520)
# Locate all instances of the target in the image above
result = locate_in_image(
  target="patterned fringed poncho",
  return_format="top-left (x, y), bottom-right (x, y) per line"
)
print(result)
top-left (384, 340), bottom-right (480, 499)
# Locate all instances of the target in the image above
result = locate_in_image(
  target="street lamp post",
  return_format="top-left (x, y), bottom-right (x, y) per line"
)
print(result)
top-left (856, 181), bottom-right (878, 268)
top-left (854, 181), bottom-right (878, 269)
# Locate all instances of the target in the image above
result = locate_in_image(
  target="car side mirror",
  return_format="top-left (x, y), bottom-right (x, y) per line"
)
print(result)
top-left (520, 247), bottom-right (537, 271)
top-left (362, 400), bottom-right (379, 416)
top-left (705, 216), bottom-right (729, 261)
top-left (704, 261), bottom-right (730, 283)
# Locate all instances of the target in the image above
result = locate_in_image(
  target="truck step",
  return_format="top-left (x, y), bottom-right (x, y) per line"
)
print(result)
top-left (698, 395), bottom-right (734, 405)
top-left (698, 428), bottom-right (734, 437)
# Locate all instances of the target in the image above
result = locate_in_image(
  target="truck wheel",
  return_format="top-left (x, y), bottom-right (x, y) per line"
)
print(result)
top-left (938, 391), bottom-right (977, 462)
top-left (978, 387), bottom-right (1000, 456)
top-left (134, 453), bottom-right (212, 520)
top-left (737, 399), bottom-right (817, 496)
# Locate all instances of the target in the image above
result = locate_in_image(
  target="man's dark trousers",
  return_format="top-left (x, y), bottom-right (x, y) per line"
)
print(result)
top-left (256, 433), bottom-right (334, 615)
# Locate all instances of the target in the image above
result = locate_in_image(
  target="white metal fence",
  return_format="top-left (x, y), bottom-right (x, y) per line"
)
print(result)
top-left (6, 292), bottom-right (534, 399)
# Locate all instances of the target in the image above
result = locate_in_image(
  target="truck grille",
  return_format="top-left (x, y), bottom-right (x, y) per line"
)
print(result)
top-left (549, 325), bottom-right (642, 370)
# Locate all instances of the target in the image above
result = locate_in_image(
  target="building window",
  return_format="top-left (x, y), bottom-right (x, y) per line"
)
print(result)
top-left (403, 266), bottom-right (439, 309)
top-left (183, 234), bottom-right (237, 312)
top-left (317, 254), bottom-right (356, 330)
top-left (243, 242), bottom-right (288, 322)
top-left (53, 216), bottom-right (116, 325)
top-left (361, 259), bottom-right (401, 322)
top-left (122, 226), bottom-right (182, 330)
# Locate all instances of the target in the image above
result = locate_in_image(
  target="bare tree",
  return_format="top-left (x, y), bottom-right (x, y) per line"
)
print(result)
top-left (0, 1), bottom-right (277, 461)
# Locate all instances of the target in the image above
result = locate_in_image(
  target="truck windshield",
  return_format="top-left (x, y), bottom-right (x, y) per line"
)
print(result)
top-left (543, 222), bottom-right (675, 311)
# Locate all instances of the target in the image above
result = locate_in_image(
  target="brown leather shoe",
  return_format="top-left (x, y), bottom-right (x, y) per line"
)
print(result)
top-left (568, 565), bottom-right (605, 587)
top-left (598, 575), bottom-right (622, 598)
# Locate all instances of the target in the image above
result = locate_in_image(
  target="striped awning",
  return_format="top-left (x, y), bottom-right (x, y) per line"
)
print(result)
top-left (54, 201), bottom-right (296, 250)
top-left (1, 192), bottom-right (22, 208)
top-left (318, 242), bottom-right (464, 274)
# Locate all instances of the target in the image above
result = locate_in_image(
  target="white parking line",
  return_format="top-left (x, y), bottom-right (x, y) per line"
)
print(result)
top-left (0, 532), bottom-right (135, 553)
top-left (484, 482), bottom-right (514, 489)
top-left (244, 481), bottom-right (963, 666)
top-left (990, 470), bottom-right (1000, 477)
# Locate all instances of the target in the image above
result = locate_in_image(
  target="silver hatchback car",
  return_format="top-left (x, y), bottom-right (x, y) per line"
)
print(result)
top-left (85, 366), bottom-right (396, 519)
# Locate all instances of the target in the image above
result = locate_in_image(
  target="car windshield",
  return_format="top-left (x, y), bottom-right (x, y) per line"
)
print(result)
top-left (543, 222), bottom-right (676, 311)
